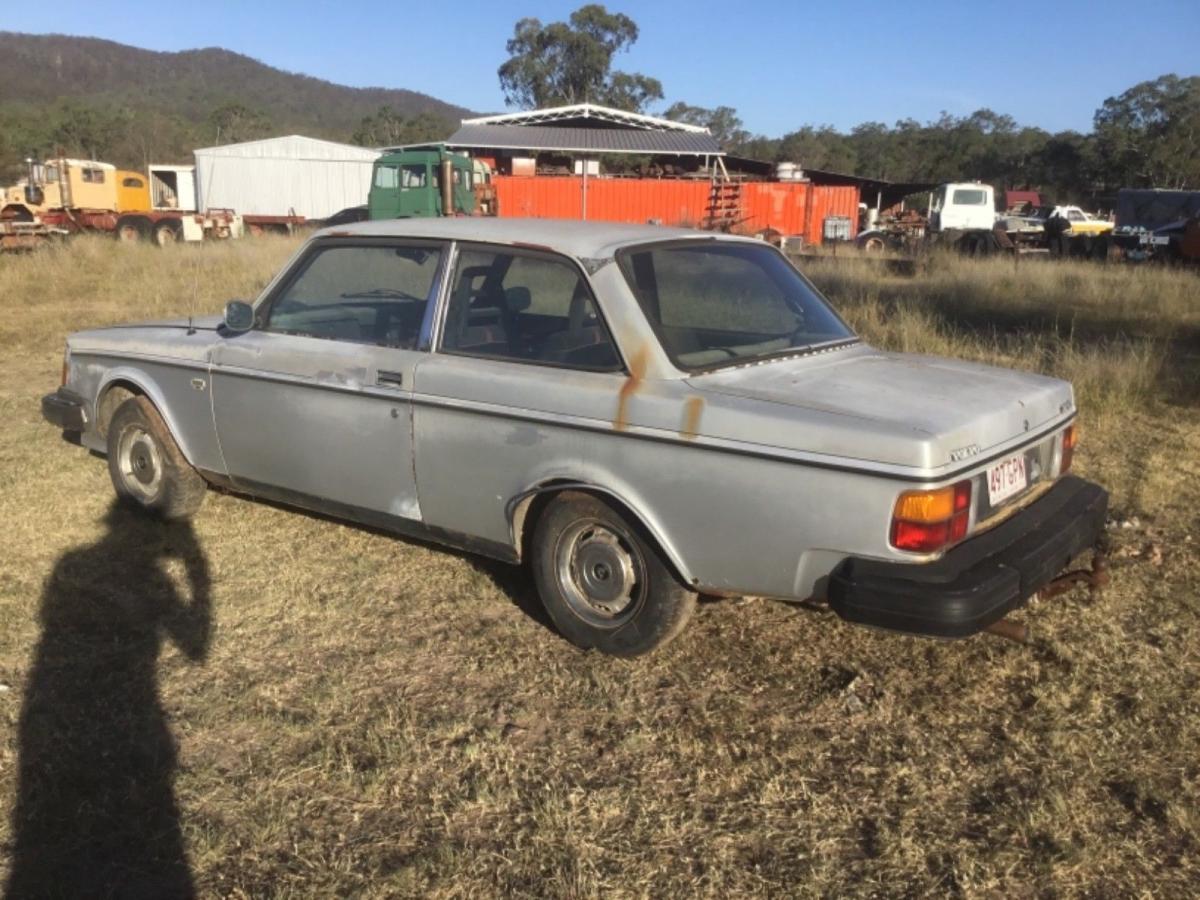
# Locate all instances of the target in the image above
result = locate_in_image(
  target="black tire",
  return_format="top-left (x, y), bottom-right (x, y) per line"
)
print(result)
top-left (531, 491), bottom-right (696, 657)
top-left (115, 217), bottom-right (149, 243)
top-left (106, 396), bottom-right (206, 520)
top-left (153, 220), bottom-right (180, 247)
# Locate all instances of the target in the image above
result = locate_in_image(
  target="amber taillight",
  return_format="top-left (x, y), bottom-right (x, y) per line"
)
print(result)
top-left (1061, 425), bottom-right (1078, 474)
top-left (890, 481), bottom-right (972, 553)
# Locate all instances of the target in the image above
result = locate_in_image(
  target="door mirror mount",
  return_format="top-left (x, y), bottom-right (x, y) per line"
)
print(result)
top-left (223, 300), bottom-right (255, 333)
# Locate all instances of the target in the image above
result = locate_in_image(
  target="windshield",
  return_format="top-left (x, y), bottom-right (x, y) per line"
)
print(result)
top-left (617, 241), bottom-right (855, 371)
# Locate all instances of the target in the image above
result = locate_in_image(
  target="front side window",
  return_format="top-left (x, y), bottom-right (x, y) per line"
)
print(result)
top-left (951, 188), bottom-right (987, 206)
top-left (266, 243), bottom-right (442, 347)
top-left (81, 168), bottom-right (106, 184)
top-left (617, 242), bottom-right (854, 371)
top-left (441, 248), bottom-right (620, 371)
top-left (374, 165), bottom-right (399, 189)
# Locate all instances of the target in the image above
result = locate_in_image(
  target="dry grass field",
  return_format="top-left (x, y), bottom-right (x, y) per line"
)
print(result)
top-left (1, 236), bottom-right (1198, 898)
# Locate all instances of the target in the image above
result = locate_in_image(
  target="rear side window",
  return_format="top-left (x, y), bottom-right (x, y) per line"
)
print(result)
top-left (122, 176), bottom-right (144, 188)
top-left (441, 248), bottom-right (620, 371)
top-left (266, 243), bottom-right (442, 348)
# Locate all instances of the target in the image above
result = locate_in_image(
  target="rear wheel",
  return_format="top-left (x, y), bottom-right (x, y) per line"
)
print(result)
top-left (106, 396), bottom-right (206, 519)
top-left (116, 218), bottom-right (148, 243)
top-left (531, 492), bottom-right (696, 657)
top-left (153, 220), bottom-right (180, 247)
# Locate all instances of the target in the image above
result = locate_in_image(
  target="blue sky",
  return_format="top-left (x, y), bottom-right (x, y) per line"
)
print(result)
top-left (4, 0), bottom-right (1198, 135)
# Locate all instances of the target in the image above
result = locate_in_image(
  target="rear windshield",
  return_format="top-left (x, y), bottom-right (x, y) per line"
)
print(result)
top-left (616, 242), bottom-right (855, 371)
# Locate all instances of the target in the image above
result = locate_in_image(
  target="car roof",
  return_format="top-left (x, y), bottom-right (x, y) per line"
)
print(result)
top-left (314, 217), bottom-right (759, 259)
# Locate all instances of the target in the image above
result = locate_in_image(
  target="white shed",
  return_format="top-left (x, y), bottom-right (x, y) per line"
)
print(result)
top-left (193, 135), bottom-right (381, 220)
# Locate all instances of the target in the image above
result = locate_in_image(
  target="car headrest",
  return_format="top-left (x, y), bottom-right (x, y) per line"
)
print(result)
top-left (505, 286), bottom-right (532, 313)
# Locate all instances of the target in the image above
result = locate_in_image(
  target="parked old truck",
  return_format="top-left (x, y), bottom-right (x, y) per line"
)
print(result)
top-left (1111, 188), bottom-right (1200, 262)
top-left (368, 148), bottom-right (498, 220)
top-left (1, 158), bottom-right (243, 246)
top-left (857, 182), bottom-right (1110, 257)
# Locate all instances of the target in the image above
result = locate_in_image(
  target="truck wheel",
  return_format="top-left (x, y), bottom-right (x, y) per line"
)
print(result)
top-left (861, 234), bottom-right (887, 253)
top-left (116, 218), bottom-right (148, 243)
top-left (531, 492), bottom-right (696, 657)
top-left (153, 220), bottom-right (180, 247)
top-left (106, 396), bottom-right (206, 520)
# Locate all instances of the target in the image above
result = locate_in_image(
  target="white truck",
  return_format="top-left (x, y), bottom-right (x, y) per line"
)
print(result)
top-left (859, 183), bottom-right (1111, 257)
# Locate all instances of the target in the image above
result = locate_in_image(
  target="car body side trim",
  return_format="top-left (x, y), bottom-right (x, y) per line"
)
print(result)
top-left (80, 350), bottom-right (1075, 485)
top-left (199, 470), bottom-right (519, 564)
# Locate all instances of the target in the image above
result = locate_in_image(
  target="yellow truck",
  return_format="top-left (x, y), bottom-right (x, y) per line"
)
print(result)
top-left (1, 158), bottom-right (242, 247)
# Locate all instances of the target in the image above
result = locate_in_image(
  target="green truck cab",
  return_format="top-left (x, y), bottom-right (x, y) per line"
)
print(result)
top-left (368, 149), bottom-right (478, 220)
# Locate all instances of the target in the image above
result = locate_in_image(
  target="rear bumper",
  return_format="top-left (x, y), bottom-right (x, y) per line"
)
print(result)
top-left (828, 476), bottom-right (1108, 638)
top-left (41, 388), bottom-right (88, 432)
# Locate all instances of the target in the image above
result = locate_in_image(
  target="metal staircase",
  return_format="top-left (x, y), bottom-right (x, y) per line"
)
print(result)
top-left (703, 157), bottom-right (748, 232)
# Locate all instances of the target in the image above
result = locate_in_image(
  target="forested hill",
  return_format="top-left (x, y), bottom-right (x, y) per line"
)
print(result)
top-left (0, 32), bottom-right (472, 178)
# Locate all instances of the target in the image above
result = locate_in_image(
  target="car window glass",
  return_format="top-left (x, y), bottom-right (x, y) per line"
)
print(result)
top-left (266, 244), bottom-right (441, 348)
top-left (401, 165), bottom-right (427, 189)
top-left (374, 165), bottom-right (398, 189)
top-left (619, 243), bottom-right (853, 370)
top-left (441, 248), bottom-right (620, 371)
top-left (951, 189), bottom-right (987, 206)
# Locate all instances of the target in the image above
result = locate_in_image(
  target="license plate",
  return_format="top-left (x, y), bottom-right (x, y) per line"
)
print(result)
top-left (987, 453), bottom-right (1028, 506)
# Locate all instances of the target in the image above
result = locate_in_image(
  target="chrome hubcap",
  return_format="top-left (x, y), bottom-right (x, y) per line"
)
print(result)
top-left (555, 520), bottom-right (643, 628)
top-left (117, 425), bottom-right (163, 501)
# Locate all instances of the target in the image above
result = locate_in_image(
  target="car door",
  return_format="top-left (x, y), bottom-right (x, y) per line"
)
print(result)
top-left (412, 244), bottom-right (627, 547)
top-left (210, 237), bottom-right (447, 521)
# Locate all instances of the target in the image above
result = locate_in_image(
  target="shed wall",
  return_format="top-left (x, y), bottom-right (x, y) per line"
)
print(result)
top-left (194, 140), bottom-right (381, 219)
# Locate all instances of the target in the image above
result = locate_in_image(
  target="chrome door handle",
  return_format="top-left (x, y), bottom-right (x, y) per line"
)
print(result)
top-left (376, 370), bottom-right (404, 388)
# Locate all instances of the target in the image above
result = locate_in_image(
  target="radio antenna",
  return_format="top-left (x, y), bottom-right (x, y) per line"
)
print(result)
top-left (187, 149), bottom-right (221, 335)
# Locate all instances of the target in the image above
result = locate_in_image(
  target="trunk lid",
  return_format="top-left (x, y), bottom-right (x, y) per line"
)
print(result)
top-left (688, 345), bottom-right (1073, 470)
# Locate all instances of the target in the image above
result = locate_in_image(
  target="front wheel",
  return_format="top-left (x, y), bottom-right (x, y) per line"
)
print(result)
top-left (106, 396), bottom-right (206, 519)
top-left (531, 492), bottom-right (696, 657)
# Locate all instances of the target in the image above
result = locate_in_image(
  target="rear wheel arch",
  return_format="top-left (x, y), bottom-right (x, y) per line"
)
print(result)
top-left (510, 479), bottom-right (696, 587)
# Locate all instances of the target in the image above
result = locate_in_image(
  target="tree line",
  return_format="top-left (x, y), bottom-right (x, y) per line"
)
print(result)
top-left (497, 6), bottom-right (1200, 203)
top-left (3, 5), bottom-right (1195, 205)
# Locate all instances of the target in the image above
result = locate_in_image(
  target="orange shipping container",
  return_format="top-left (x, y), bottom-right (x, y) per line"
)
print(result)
top-left (492, 175), bottom-right (857, 245)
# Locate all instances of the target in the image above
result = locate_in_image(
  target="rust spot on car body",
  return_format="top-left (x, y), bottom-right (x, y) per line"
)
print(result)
top-left (680, 395), bottom-right (705, 439)
top-left (614, 347), bottom-right (647, 431)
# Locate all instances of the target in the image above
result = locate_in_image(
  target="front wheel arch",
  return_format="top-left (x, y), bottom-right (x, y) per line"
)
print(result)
top-left (510, 480), bottom-right (696, 588)
top-left (95, 373), bottom-right (198, 469)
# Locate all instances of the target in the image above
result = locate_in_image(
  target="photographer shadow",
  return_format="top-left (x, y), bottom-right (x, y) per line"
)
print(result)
top-left (6, 502), bottom-right (211, 900)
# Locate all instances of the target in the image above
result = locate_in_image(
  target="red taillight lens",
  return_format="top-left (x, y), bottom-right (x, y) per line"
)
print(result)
top-left (1060, 425), bottom-right (1077, 473)
top-left (61, 348), bottom-right (69, 387)
top-left (891, 480), bottom-right (972, 552)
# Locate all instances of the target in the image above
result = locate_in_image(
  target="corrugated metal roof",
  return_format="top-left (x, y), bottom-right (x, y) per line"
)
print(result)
top-left (463, 103), bottom-right (709, 134)
top-left (445, 124), bottom-right (722, 156)
top-left (194, 134), bottom-right (381, 162)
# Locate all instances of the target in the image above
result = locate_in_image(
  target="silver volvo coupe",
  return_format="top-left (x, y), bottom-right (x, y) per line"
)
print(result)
top-left (43, 219), bottom-right (1107, 656)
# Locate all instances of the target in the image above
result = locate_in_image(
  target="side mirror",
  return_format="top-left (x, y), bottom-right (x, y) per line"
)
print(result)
top-left (224, 300), bottom-right (254, 333)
